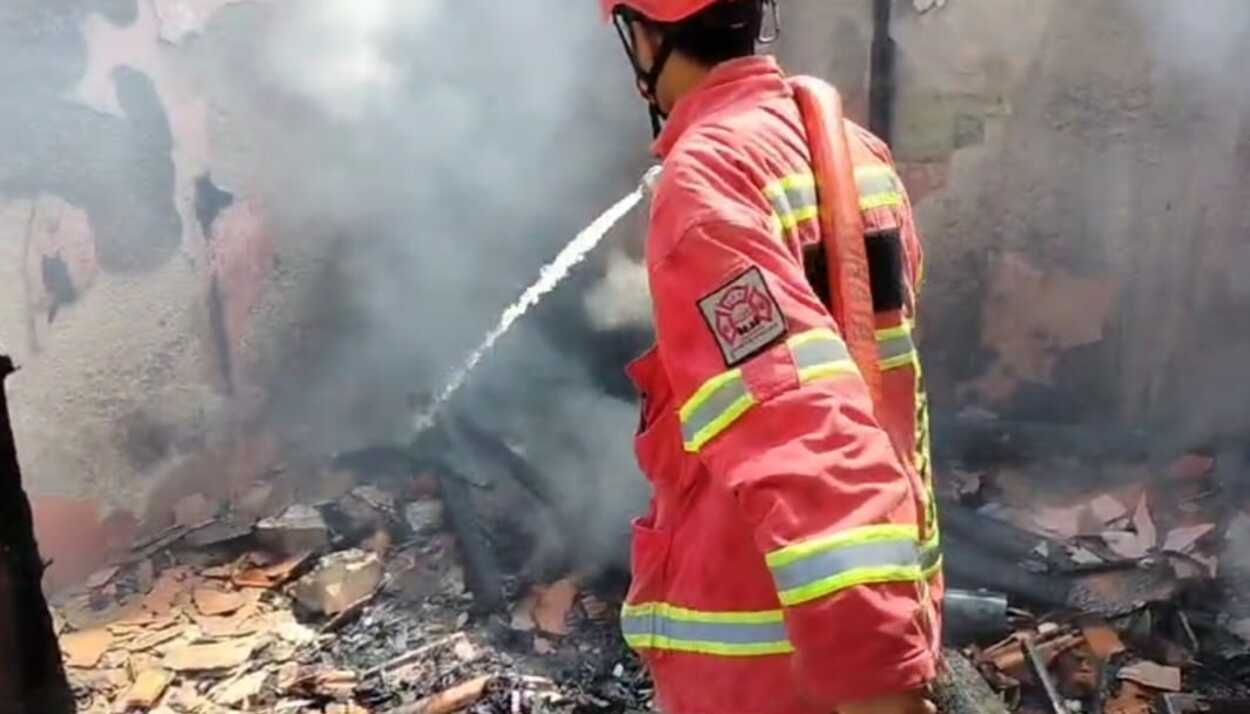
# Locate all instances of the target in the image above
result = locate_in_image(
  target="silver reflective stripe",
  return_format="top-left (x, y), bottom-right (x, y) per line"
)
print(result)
top-left (878, 331), bottom-right (915, 362)
top-left (856, 171), bottom-right (899, 198)
top-left (765, 176), bottom-right (819, 229)
top-left (792, 334), bottom-right (852, 369)
top-left (680, 374), bottom-right (751, 448)
top-left (621, 613), bottom-right (789, 646)
top-left (769, 537), bottom-right (921, 592)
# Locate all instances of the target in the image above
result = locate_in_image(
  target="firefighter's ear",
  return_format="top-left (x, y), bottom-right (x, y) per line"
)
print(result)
top-left (629, 20), bottom-right (660, 71)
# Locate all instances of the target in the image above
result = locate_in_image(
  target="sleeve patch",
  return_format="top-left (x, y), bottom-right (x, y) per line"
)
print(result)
top-left (697, 266), bottom-right (788, 367)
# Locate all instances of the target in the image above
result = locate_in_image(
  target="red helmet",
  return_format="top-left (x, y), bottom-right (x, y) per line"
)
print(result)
top-left (599, 0), bottom-right (723, 23)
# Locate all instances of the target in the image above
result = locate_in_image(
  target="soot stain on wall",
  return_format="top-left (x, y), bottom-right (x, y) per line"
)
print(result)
top-left (0, 0), bottom-right (182, 277)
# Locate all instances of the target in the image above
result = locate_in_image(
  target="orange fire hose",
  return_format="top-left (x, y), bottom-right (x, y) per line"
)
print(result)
top-left (791, 77), bottom-right (884, 408)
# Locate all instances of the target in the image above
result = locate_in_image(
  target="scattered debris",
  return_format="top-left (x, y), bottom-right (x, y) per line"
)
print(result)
top-left (193, 586), bottom-right (248, 616)
top-left (393, 675), bottom-right (492, 714)
top-left (1107, 681), bottom-right (1155, 714)
top-left (211, 668), bottom-right (269, 706)
top-left (1118, 661), bottom-right (1182, 692)
top-left (165, 638), bottom-right (259, 672)
top-left (405, 500), bottom-right (445, 535)
top-left (1161, 524), bottom-right (1215, 555)
top-left (47, 452), bottom-right (651, 714)
top-left (257, 504), bottom-right (330, 555)
top-left (1024, 637), bottom-right (1068, 714)
top-left (532, 578), bottom-right (579, 636)
top-left (60, 628), bottom-right (114, 668)
top-left (119, 668), bottom-right (173, 710)
top-left (233, 551), bottom-right (313, 589)
top-left (293, 549), bottom-right (384, 616)
top-left (1079, 618), bottom-right (1126, 658)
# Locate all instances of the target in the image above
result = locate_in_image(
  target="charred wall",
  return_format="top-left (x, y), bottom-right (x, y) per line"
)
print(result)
top-left (781, 0), bottom-right (1250, 448)
top-left (0, 0), bottom-right (648, 590)
top-left (7, 0), bottom-right (1250, 591)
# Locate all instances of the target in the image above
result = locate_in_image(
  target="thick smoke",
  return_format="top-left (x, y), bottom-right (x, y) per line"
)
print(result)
top-left (191, 0), bottom-right (656, 566)
top-left (1112, 1), bottom-right (1250, 588)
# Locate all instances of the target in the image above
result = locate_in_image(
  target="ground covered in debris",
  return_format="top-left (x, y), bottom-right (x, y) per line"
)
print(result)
top-left (51, 461), bottom-right (655, 714)
top-left (48, 417), bottom-right (1250, 714)
top-left (939, 440), bottom-right (1250, 714)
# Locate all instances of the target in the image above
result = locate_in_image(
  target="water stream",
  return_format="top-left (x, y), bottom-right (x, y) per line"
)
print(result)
top-left (412, 186), bottom-right (645, 434)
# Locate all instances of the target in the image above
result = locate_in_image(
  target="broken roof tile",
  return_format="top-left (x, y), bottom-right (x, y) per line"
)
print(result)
top-left (61, 628), bottom-right (115, 668)
top-left (1118, 661), bottom-right (1182, 692)
top-left (1160, 524), bottom-right (1215, 554)
top-left (193, 586), bottom-right (248, 617)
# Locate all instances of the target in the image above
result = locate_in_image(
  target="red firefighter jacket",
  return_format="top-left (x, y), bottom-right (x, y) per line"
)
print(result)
top-left (623, 56), bottom-right (943, 714)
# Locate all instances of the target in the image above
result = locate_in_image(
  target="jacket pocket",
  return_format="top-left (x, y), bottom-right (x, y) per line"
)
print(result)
top-left (627, 515), bottom-right (671, 601)
top-left (623, 515), bottom-right (673, 662)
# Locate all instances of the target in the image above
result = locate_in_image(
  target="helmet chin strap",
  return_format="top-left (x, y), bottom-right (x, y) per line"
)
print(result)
top-left (614, 9), bottom-right (680, 139)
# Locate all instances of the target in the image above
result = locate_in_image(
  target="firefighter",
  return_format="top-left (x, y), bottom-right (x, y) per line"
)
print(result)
top-left (600, 1), bottom-right (943, 713)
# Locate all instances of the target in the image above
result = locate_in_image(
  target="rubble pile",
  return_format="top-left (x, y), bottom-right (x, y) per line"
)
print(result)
top-left (941, 445), bottom-right (1250, 714)
top-left (51, 457), bottom-right (654, 714)
top-left (48, 410), bottom-right (1250, 714)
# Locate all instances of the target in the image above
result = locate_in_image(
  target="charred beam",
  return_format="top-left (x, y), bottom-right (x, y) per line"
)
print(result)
top-left (435, 468), bottom-right (505, 614)
top-left (0, 356), bottom-right (75, 714)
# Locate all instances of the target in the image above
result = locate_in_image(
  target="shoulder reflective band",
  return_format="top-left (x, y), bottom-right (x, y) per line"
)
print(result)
top-left (877, 324), bottom-right (917, 372)
top-left (621, 602), bottom-right (794, 657)
top-left (855, 165), bottom-right (904, 211)
top-left (680, 369), bottom-right (756, 453)
top-left (680, 329), bottom-right (858, 452)
top-left (763, 173), bottom-right (819, 234)
top-left (766, 524), bottom-right (932, 606)
top-left (788, 328), bottom-right (859, 383)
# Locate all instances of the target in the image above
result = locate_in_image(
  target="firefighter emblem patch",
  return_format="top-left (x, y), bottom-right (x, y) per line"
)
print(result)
top-left (698, 267), bottom-right (787, 367)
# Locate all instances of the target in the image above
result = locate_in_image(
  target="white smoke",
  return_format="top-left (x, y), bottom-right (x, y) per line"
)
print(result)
top-left (265, 0), bottom-right (430, 121)
top-left (583, 248), bottom-right (652, 332)
top-left (186, 0), bottom-right (655, 566)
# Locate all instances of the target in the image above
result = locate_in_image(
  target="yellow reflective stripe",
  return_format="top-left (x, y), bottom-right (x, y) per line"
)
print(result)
top-left (861, 192), bottom-right (904, 211)
top-left (684, 392), bottom-right (756, 453)
top-left (777, 205), bottom-right (819, 230)
top-left (622, 602), bottom-right (794, 657)
top-left (766, 523), bottom-right (919, 569)
top-left (855, 165), bottom-right (904, 211)
top-left (877, 324), bottom-right (918, 372)
top-left (762, 173), bottom-right (816, 198)
top-left (799, 361), bottom-right (860, 383)
top-left (880, 354), bottom-right (916, 371)
top-left (779, 565), bottom-right (924, 607)
top-left (765, 526), bottom-right (942, 606)
top-left (679, 329), bottom-right (860, 453)
top-left (788, 329), bottom-right (859, 383)
top-left (875, 324), bottom-right (910, 341)
top-left (622, 602), bottom-right (784, 624)
top-left (625, 634), bottom-right (795, 657)
top-left (679, 368), bottom-right (744, 423)
top-left (788, 327), bottom-right (839, 349)
top-left (854, 165), bottom-right (894, 179)
top-left (764, 173), bottom-right (820, 235)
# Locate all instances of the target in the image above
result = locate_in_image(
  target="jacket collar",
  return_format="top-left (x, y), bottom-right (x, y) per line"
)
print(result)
top-left (652, 55), bottom-right (788, 158)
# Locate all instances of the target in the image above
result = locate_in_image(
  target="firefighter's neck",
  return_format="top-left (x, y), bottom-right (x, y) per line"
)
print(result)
top-left (655, 53), bottom-right (712, 115)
